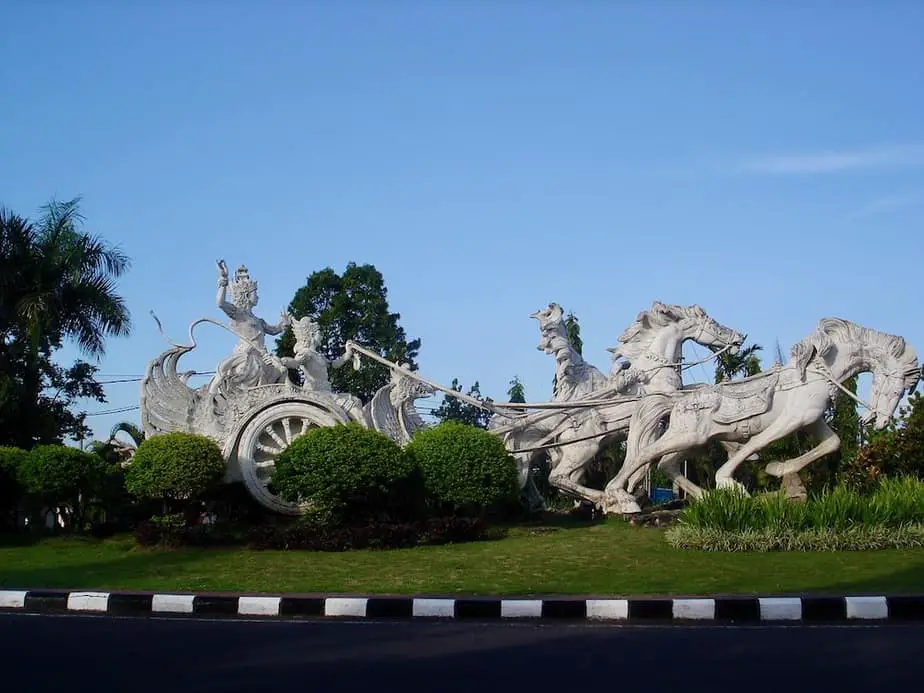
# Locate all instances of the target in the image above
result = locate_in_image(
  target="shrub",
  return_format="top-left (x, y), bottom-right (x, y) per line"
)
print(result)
top-left (134, 513), bottom-right (187, 548)
top-left (0, 446), bottom-right (28, 530)
top-left (125, 432), bottom-right (226, 512)
top-left (17, 445), bottom-right (110, 531)
top-left (841, 391), bottom-right (924, 492)
top-left (272, 423), bottom-right (423, 524)
top-left (406, 421), bottom-right (519, 516)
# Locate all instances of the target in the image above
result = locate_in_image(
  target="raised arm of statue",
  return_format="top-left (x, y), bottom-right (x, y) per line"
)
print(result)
top-left (215, 259), bottom-right (238, 318)
top-left (263, 311), bottom-right (292, 336)
top-left (329, 343), bottom-right (355, 369)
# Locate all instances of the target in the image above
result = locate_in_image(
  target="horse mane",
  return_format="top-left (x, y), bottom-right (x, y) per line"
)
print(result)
top-left (611, 301), bottom-right (707, 361)
top-left (791, 317), bottom-right (920, 389)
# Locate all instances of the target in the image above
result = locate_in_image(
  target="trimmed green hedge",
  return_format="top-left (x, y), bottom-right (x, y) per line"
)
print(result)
top-left (406, 421), bottom-right (519, 516)
top-left (272, 423), bottom-right (423, 524)
top-left (126, 432), bottom-right (225, 508)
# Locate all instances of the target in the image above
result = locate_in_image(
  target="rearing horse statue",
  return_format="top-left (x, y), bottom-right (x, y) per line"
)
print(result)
top-left (602, 317), bottom-right (921, 514)
top-left (492, 301), bottom-right (745, 509)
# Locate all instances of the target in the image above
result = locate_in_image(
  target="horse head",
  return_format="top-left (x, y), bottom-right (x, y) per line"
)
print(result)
top-left (530, 303), bottom-right (567, 352)
top-left (862, 345), bottom-right (920, 430)
top-left (612, 302), bottom-right (745, 370)
top-left (804, 318), bottom-right (920, 430)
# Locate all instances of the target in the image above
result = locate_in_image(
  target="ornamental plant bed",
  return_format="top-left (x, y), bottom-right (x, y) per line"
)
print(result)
top-left (667, 477), bottom-right (924, 552)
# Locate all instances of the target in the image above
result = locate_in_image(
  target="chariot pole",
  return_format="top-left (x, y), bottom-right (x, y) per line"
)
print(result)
top-left (344, 340), bottom-right (643, 413)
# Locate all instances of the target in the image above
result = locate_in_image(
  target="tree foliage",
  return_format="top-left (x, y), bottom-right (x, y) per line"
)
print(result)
top-left (432, 378), bottom-right (492, 429)
top-left (841, 391), bottom-right (924, 492)
top-left (277, 263), bottom-right (421, 404)
top-left (17, 444), bottom-right (111, 530)
top-left (0, 198), bottom-right (131, 447)
top-left (0, 446), bottom-right (28, 529)
top-left (713, 343), bottom-right (763, 383)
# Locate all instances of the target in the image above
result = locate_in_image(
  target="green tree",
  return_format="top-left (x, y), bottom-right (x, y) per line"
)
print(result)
top-left (714, 343), bottom-right (763, 383)
top-left (277, 263), bottom-right (420, 404)
top-left (90, 420), bottom-right (146, 464)
top-left (0, 198), bottom-right (131, 447)
top-left (433, 378), bottom-right (492, 429)
top-left (565, 312), bottom-right (582, 353)
top-left (506, 375), bottom-right (527, 415)
top-left (842, 391), bottom-right (924, 491)
top-left (0, 446), bottom-right (28, 530)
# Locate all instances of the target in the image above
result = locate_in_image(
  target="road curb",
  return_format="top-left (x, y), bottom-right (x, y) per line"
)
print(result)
top-left (3, 589), bottom-right (924, 623)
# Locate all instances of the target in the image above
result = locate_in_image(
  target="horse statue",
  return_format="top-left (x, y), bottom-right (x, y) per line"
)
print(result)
top-left (602, 317), bottom-right (921, 514)
top-left (491, 301), bottom-right (745, 509)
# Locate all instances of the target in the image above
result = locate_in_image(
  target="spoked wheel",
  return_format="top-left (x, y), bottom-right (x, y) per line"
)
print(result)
top-left (235, 400), bottom-right (350, 514)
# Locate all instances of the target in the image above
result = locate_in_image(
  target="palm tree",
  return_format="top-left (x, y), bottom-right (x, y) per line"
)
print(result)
top-left (106, 421), bottom-right (145, 463)
top-left (2, 197), bottom-right (131, 357)
top-left (27, 198), bottom-right (132, 356)
top-left (1, 198), bottom-right (132, 447)
top-left (714, 342), bottom-right (763, 383)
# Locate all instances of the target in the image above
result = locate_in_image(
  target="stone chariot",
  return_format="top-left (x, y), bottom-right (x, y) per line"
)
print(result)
top-left (140, 261), bottom-right (434, 515)
top-left (140, 260), bottom-right (921, 517)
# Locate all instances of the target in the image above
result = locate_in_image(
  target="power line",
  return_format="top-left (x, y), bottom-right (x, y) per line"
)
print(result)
top-left (96, 371), bottom-right (215, 384)
top-left (84, 405), bottom-right (140, 417)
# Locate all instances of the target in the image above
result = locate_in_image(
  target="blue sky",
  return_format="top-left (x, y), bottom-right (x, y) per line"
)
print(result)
top-left (2, 2), bottom-right (923, 443)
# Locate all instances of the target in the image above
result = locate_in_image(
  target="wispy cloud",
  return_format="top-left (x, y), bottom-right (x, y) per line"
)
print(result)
top-left (740, 143), bottom-right (924, 175)
top-left (849, 192), bottom-right (923, 219)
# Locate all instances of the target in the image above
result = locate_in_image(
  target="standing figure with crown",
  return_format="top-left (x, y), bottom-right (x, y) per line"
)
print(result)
top-left (208, 259), bottom-right (291, 399)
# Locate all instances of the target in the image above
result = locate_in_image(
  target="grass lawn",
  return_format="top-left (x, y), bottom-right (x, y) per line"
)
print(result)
top-left (2, 519), bottom-right (923, 596)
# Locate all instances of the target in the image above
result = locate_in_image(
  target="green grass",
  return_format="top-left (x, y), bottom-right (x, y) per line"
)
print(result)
top-left (2, 519), bottom-right (924, 596)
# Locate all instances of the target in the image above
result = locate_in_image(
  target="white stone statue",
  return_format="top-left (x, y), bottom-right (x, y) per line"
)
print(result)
top-left (491, 301), bottom-right (745, 508)
top-left (208, 260), bottom-right (291, 399)
top-left (602, 317), bottom-right (921, 513)
top-left (262, 315), bottom-right (365, 421)
top-left (531, 303), bottom-right (609, 401)
top-left (363, 363), bottom-right (436, 445)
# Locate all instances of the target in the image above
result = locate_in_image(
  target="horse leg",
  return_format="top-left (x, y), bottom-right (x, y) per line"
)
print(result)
top-left (713, 416), bottom-right (805, 491)
top-left (658, 452), bottom-right (705, 499)
top-left (764, 419), bottom-right (840, 478)
top-left (549, 441), bottom-right (604, 505)
top-left (603, 432), bottom-right (704, 514)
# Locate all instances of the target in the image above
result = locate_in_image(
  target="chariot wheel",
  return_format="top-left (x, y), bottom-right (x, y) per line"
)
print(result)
top-left (235, 399), bottom-right (352, 515)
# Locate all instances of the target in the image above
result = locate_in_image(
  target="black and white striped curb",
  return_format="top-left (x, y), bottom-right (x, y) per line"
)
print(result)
top-left (3, 590), bottom-right (924, 622)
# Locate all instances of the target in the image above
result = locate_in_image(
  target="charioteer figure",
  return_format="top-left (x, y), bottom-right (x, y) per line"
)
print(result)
top-left (208, 260), bottom-right (291, 399)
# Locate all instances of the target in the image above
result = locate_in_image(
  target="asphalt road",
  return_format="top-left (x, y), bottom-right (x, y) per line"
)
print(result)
top-left (2, 613), bottom-right (923, 692)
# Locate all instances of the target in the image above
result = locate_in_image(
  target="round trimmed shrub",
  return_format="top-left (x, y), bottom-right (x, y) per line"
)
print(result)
top-left (125, 432), bottom-right (225, 509)
top-left (406, 421), bottom-right (519, 515)
top-left (272, 422), bottom-right (422, 524)
top-left (17, 444), bottom-right (110, 530)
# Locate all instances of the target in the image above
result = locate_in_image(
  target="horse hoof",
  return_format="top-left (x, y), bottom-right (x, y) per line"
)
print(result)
top-left (602, 491), bottom-right (642, 515)
top-left (764, 462), bottom-right (784, 477)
